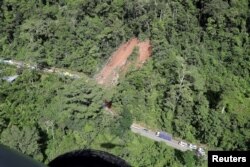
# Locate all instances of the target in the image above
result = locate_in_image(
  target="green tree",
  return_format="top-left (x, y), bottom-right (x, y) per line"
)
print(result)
top-left (0, 125), bottom-right (43, 161)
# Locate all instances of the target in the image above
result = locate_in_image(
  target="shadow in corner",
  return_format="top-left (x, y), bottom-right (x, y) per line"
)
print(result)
top-left (48, 149), bottom-right (131, 167)
top-left (100, 143), bottom-right (124, 149)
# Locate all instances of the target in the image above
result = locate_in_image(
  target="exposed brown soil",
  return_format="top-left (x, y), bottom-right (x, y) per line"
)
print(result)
top-left (136, 40), bottom-right (152, 67)
top-left (96, 38), bottom-right (151, 86)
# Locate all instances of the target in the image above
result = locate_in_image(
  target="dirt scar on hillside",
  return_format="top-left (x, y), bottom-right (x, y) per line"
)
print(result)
top-left (96, 38), bottom-right (151, 86)
top-left (136, 40), bottom-right (152, 67)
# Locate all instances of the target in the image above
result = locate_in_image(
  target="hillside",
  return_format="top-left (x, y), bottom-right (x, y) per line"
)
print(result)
top-left (0, 0), bottom-right (250, 166)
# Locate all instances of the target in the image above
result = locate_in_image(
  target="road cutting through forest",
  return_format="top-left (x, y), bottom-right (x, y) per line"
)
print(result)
top-left (1, 39), bottom-right (208, 154)
top-left (2, 38), bottom-right (152, 85)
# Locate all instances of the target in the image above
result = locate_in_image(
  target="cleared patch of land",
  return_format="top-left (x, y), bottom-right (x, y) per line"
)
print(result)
top-left (95, 38), bottom-right (151, 86)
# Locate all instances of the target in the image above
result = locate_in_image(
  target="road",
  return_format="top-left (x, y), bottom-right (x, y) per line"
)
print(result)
top-left (0, 59), bottom-right (88, 80)
top-left (131, 123), bottom-right (191, 152)
top-left (2, 59), bottom-right (205, 154)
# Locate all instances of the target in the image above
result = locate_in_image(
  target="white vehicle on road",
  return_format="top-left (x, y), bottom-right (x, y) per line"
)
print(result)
top-left (3, 60), bottom-right (14, 64)
top-left (178, 141), bottom-right (188, 147)
top-left (189, 144), bottom-right (197, 150)
top-left (198, 147), bottom-right (206, 155)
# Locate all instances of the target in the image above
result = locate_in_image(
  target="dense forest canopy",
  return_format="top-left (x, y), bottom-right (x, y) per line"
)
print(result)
top-left (0, 0), bottom-right (249, 166)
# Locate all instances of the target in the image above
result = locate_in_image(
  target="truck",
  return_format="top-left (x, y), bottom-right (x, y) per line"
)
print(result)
top-left (156, 131), bottom-right (172, 141)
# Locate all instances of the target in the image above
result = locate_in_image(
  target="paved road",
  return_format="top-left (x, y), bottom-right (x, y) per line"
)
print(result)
top-left (2, 59), bottom-right (205, 155)
top-left (131, 124), bottom-right (191, 152)
top-left (0, 59), bottom-right (88, 80)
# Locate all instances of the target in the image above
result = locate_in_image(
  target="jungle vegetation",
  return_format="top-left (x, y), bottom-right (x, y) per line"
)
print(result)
top-left (0, 0), bottom-right (250, 166)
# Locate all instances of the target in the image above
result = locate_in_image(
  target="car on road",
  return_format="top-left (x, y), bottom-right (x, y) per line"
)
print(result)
top-left (197, 147), bottom-right (205, 156)
top-left (178, 141), bottom-right (188, 147)
top-left (3, 60), bottom-right (14, 64)
top-left (189, 144), bottom-right (197, 150)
